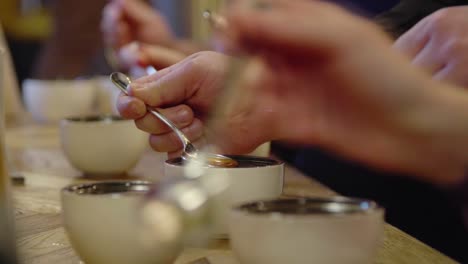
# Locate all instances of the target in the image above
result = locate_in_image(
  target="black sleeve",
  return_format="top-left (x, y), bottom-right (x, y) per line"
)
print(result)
top-left (375, 0), bottom-right (468, 37)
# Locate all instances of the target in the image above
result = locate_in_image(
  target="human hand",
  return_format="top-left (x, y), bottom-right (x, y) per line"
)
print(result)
top-left (394, 6), bottom-right (468, 88)
top-left (117, 51), bottom-right (280, 157)
top-left (101, 0), bottom-right (174, 51)
top-left (117, 0), bottom-right (468, 185)
top-left (220, 0), bottom-right (468, 184)
top-left (118, 42), bottom-right (186, 71)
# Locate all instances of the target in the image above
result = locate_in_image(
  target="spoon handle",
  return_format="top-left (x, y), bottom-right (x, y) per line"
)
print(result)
top-left (147, 108), bottom-right (190, 147)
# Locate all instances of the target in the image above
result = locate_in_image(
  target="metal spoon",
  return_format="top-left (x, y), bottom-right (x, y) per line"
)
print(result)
top-left (110, 72), bottom-right (238, 168)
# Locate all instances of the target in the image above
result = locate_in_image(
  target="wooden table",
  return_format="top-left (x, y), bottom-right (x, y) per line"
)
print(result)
top-left (7, 124), bottom-right (457, 264)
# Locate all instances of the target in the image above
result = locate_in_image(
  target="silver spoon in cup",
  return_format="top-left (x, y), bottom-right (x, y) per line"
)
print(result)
top-left (110, 72), bottom-right (238, 168)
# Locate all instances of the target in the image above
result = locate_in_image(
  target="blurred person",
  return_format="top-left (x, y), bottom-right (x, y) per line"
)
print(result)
top-left (100, 0), bottom-right (468, 72)
top-left (0, 0), bottom-right (51, 83)
top-left (116, 1), bottom-right (468, 261)
top-left (101, 0), bottom-right (199, 70)
top-left (292, 4), bottom-right (468, 262)
top-left (33, 0), bottom-right (109, 78)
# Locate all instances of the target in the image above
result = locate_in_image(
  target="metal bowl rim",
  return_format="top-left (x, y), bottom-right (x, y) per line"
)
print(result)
top-left (61, 115), bottom-right (125, 123)
top-left (165, 155), bottom-right (284, 167)
top-left (61, 180), bottom-right (153, 195)
top-left (232, 196), bottom-right (383, 215)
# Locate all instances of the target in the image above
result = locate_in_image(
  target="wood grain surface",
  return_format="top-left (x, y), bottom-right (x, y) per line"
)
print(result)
top-left (7, 124), bottom-right (457, 264)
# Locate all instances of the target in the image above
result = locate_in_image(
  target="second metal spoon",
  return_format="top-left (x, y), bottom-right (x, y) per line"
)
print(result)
top-left (110, 72), bottom-right (238, 168)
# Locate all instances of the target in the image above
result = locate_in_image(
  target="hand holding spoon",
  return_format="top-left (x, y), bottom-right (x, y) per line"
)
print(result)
top-left (110, 72), bottom-right (238, 169)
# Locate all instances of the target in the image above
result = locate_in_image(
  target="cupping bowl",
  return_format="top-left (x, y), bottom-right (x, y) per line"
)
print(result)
top-left (165, 155), bottom-right (284, 235)
top-left (229, 197), bottom-right (385, 264)
top-left (60, 115), bottom-right (147, 176)
top-left (23, 78), bottom-right (96, 123)
top-left (61, 181), bottom-right (182, 264)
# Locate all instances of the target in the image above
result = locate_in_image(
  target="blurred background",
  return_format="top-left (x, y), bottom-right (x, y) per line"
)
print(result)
top-left (0, 0), bottom-right (223, 84)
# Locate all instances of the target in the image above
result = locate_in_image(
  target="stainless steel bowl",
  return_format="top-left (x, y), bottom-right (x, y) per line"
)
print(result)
top-left (233, 197), bottom-right (382, 215)
top-left (62, 181), bottom-right (152, 195)
top-left (63, 115), bottom-right (124, 123)
top-left (61, 180), bottom-right (185, 264)
top-left (166, 155), bottom-right (282, 168)
top-left (229, 197), bottom-right (385, 264)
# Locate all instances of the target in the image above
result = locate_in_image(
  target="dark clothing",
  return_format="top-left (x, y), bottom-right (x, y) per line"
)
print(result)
top-left (376, 0), bottom-right (468, 37)
top-left (328, 0), bottom-right (400, 16)
top-left (278, 0), bottom-right (468, 262)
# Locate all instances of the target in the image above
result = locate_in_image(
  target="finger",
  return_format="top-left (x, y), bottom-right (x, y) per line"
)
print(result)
top-left (129, 54), bottom-right (196, 85)
top-left (225, 0), bottom-right (368, 57)
top-left (120, 0), bottom-right (160, 25)
top-left (393, 19), bottom-right (431, 58)
top-left (116, 94), bottom-right (147, 119)
top-left (411, 40), bottom-right (446, 74)
top-left (139, 44), bottom-right (186, 69)
top-left (117, 42), bottom-right (140, 69)
top-left (116, 21), bottom-right (133, 48)
top-left (433, 61), bottom-right (468, 87)
top-left (148, 119), bottom-right (204, 153)
top-left (101, 2), bottom-right (123, 45)
top-left (135, 104), bottom-right (194, 134)
top-left (128, 54), bottom-right (204, 107)
top-left (101, 2), bottom-right (121, 34)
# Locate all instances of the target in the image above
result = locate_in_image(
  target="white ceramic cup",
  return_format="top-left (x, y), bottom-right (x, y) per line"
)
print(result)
top-left (61, 181), bottom-right (182, 264)
top-left (60, 115), bottom-right (148, 176)
top-left (94, 76), bottom-right (121, 115)
top-left (165, 155), bottom-right (284, 235)
top-left (229, 197), bottom-right (385, 264)
top-left (22, 78), bottom-right (97, 123)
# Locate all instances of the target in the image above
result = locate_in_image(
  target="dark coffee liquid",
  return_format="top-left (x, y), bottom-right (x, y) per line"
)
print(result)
top-left (168, 155), bottom-right (281, 168)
